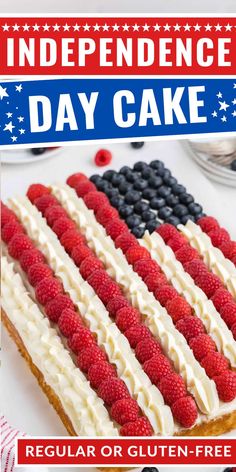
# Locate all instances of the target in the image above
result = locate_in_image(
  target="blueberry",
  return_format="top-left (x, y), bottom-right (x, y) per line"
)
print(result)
top-left (126, 214), bottom-right (142, 228)
top-left (163, 176), bottom-right (177, 186)
top-left (157, 186), bottom-right (172, 198)
top-left (173, 204), bottom-right (189, 217)
top-left (188, 202), bottom-right (203, 215)
top-left (110, 196), bottom-right (124, 209)
top-left (142, 210), bottom-right (156, 222)
top-left (119, 205), bottom-right (133, 218)
top-left (134, 179), bottom-right (148, 191)
top-left (132, 226), bottom-right (145, 238)
top-left (163, 169), bottom-right (172, 179)
top-left (179, 193), bottom-right (194, 205)
top-left (142, 167), bottom-right (154, 179)
top-left (90, 174), bottom-right (102, 185)
top-left (125, 190), bottom-right (141, 204)
top-left (150, 160), bottom-right (164, 171)
top-left (230, 159), bottom-right (236, 171)
top-left (165, 194), bottom-right (179, 207)
top-left (158, 206), bottom-right (173, 220)
top-left (145, 220), bottom-right (161, 233)
top-left (195, 212), bottom-right (206, 221)
top-left (96, 180), bottom-right (111, 191)
top-left (131, 141), bottom-right (145, 149)
top-left (134, 201), bottom-right (150, 214)
top-left (181, 214), bottom-right (196, 224)
top-left (119, 181), bottom-right (133, 195)
top-left (166, 215), bottom-right (181, 226)
top-left (150, 196), bottom-right (165, 209)
top-left (106, 188), bottom-right (119, 199)
top-left (103, 170), bottom-right (115, 181)
top-left (126, 171), bottom-right (140, 183)
top-left (142, 188), bottom-right (157, 200)
top-left (172, 183), bottom-right (186, 195)
top-left (142, 468), bottom-right (159, 472)
top-left (148, 176), bottom-right (163, 188)
top-left (111, 173), bottom-right (126, 187)
top-left (133, 161), bottom-right (148, 172)
top-left (120, 166), bottom-right (131, 175)
top-left (31, 148), bottom-right (46, 155)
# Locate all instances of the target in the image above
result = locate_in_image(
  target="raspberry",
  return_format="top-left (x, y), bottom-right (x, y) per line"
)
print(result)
top-left (125, 324), bottom-right (151, 348)
top-left (111, 398), bottom-right (139, 426)
top-left (77, 345), bottom-right (107, 372)
top-left (1, 203), bottom-right (18, 228)
top-left (219, 241), bottom-right (236, 260)
top-left (126, 246), bottom-right (151, 265)
top-left (155, 285), bottom-right (178, 307)
top-left (198, 216), bottom-right (220, 233)
top-left (208, 228), bottom-right (230, 247)
top-left (44, 205), bottom-right (67, 227)
top-left (28, 263), bottom-right (53, 287)
top-left (145, 273), bottom-right (167, 292)
top-left (134, 259), bottom-right (161, 279)
top-left (159, 373), bottom-right (187, 405)
top-left (144, 354), bottom-right (172, 385)
top-left (71, 244), bottom-right (93, 266)
top-left (166, 296), bottom-right (192, 323)
top-left (168, 235), bottom-right (187, 252)
top-left (157, 224), bottom-right (179, 242)
top-left (176, 316), bottom-right (204, 341)
top-left (105, 218), bottom-right (129, 240)
top-left (214, 371), bottom-right (236, 402)
top-left (2, 221), bottom-right (24, 243)
top-left (94, 149), bottom-right (112, 167)
top-left (8, 234), bottom-right (34, 259)
top-left (98, 378), bottom-right (130, 406)
top-left (66, 173), bottom-right (88, 188)
top-left (60, 229), bottom-right (85, 254)
top-left (96, 205), bottom-right (119, 225)
top-left (135, 338), bottom-right (162, 364)
top-left (35, 277), bottom-right (63, 306)
top-left (88, 361), bottom-right (116, 389)
top-left (115, 232), bottom-right (138, 253)
top-left (58, 308), bottom-right (82, 337)
top-left (195, 272), bottom-right (222, 298)
top-left (87, 269), bottom-right (110, 291)
top-left (120, 417), bottom-right (153, 436)
top-left (84, 191), bottom-right (109, 212)
top-left (20, 248), bottom-right (45, 273)
top-left (34, 194), bottom-right (58, 214)
top-left (201, 352), bottom-right (229, 378)
top-left (52, 217), bottom-right (75, 238)
top-left (171, 396), bottom-right (198, 428)
top-left (45, 294), bottom-right (74, 322)
top-left (116, 306), bottom-right (141, 332)
top-left (68, 328), bottom-right (95, 354)
top-left (27, 183), bottom-right (50, 203)
top-left (189, 334), bottom-right (216, 361)
top-left (231, 322), bottom-right (236, 340)
top-left (184, 260), bottom-right (208, 279)
top-left (211, 288), bottom-right (233, 312)
top-left (107, 296), bottom-right (130, 318)
top-left (75, 180), bottom-right (96, 197)
top-left (79, 256), bottom-right (103, 280)
top-left (220, 302), bottom-right (236, 328)
top-left (175, 245), bottom-right (199, 264)
top-left (96, 280), bottom-right (122, 305)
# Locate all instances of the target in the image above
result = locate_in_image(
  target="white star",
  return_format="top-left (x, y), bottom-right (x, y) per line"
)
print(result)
top-left (216, 92), bottom-right (222, 99)
top-left (232, 98), bottom-right (236, 105)
top-left (93, 23), bottom-right (100, 31)
top-left (4, 121), bottom-right (15, 133)
top-left (212, 111), bottom-right (217, 118)
top-left (83, 23), bottom-right (90, 31)
top-left (2, 23), bottom-right (10, 31)
top-left (194, 23), bottom-right (201, 31)
top-left (225, 23), bottom-right (232, 31)
top-left (174, 23), bottom-right (181, 31)
top-left (205, 23), bottom-right (212, 31)
top-left (112, 24), bottom-right (120, 31)
top-left (43, 24), bottom-right (50, 31)
top-left (33, 24), bottom-right (40, 31)
top-left (184, 23), bottom-right (191, 31)
top-left (53, 24), bottom-right (60, 31)
top-left (215, 23), bottom-right (222, 31)
top-left (102, 23), bottom-right (109, 31)
top-left (0, 86), bottom-right (9, 100)
top-left (6, 112), bottom-right (13, 118)
top-left (63, 23), bottom-right (70, 31)
top-left (143, 23), bottom-right (150, 31)
top-left (232, 110), bottom-right (236, 117)
top-left (23, 23), bottom-right (30, 31)
top-left (219, 100), bottom-right (230, 112)
top-left (19, 128), bottom-right (25, 134)
top-left (15, 84), bottom-right (23, 92)
top-left (234, 84), bottom-right (236, 89)
top-left (73, 23), bottom-right (80, 31)
top-left (153, 23), bottom-right (161, 31)
top-left (122, 23), bottom-right (129, 31)
top-left (221, 115), bottom-right (227, 122)
top-left (132, 24), bottom-right (139, 31)
top-left (11, 136), bottom-right (17, 142)
top-left (17, 116), bottom-right (24, 122)
top-left (164, 23), bottom-right (171, 32)
top-left (13, 23), bottom-right (20, 31)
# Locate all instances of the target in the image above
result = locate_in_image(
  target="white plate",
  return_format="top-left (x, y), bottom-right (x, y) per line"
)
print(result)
top-left (1, 147), bottom-right (62, 164)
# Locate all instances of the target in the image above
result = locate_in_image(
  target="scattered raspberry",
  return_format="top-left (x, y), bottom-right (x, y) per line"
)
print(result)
top-left (231, 322), bottom-right (236, 340)
top-left (45, 294), bottom-right (74, 322)
top-left (166, 296), bottom-right (192, 323)
top-left (175, 245), bottom-right (199, 264)
top-left (157, 224), bottom-right (179, 242)
top-left (1, 203), bottom-right (18, 227)
top-left (79, 256), bottom-right (103, 280)
top-left (197, 216), bottom-right (220, 233)
top-left (75, 180), bottom-right (96, 198)
top-left (44, 205), bottom-right (67, 227)
top-left (168, 235), bottom-right (187, 252)
top-left (201, 352), bottom-right (229, 378)
top-left (58, 308), bottom-right (82, 337)
top-left (171, 396), bottom-right (198, 428)
top-left (28, 263), bottom-right (53, 287)
top-left (94, 149), bottom-right (112, 167)
top-left (60, 229), bottom-right (85, 254)
top-left (120, 417), bottom-right (153, 436)
top-left (116, 306), bottom-right (141, 332)
top-left (219, 241), bottom-right (236, 261)
top-left (96, 205), bottom-right (119, 225)
top-left (35, 277), bottom-right (63, 306)
top-left (213, 371), bottom-right (236, 402)
top-left (126, 246), bottom-right (151, 265)
top-left (135, 338), bottom-right (162, 364)
top-left (87, 269), bottom-right (110, 291)
top-left (211, 287), bottom-right (233, 312)
top-left (145, 273), bottom-right (167, 292)
top-left (71, 244), bottom-right (93, 266)
top-left (155, 285), bottom-right (178, 307)
top-left (195, 272), bottom-right (222, 298)
top-left (20, 248), bottom-right (45, 273)
top-left (125, 324), bottom-right (151, 348)
top-left (96, 280), bottom-right (122, 305)
top-left (159, 373), bottom-right (187, 405)
top-left (52, 216), bottom-right (75, 238)
top-left (84, 191), bottom-right (109, 212)
top-left (115, 232), bottom-right (138, 253)
top-left (220, 302), bottom-right (236, 328)
top-left (27, 183), bottom-right (50, 203)
top-left (88, 360), bottom-right (116, 389)
top-left (176, 316), bottom-right (204, 341)
top-left (111, 398), bottom-right (139, 426)
top-left (184, 259), bottom-right (208, 279)
top-left (189, 334), bottom-right (216, 361)
top-left (98, 378), bottom-right (130, 406)
top-left (107, 296), bottom-right (130, 318)
top-left (34, 194), bottom-right (58, 214)
top-left (105, 218), bottom-right (129, 240)
top-left (208, 228), bottom-right (230, 247)
top-left (8, 234), bottom-right (34, 259)
top-left (134, 259), bottom-right (161, 279)
top-left (77, 345), bottom-right (107, 372)
top-left (66, 173), bottom-right (88, 188)
top-left (68, 328), bottom-right (95, 354)
top-left (2, 221), bottom-right (24, 243)
top-left (144, 354), bottom-right (172, 385)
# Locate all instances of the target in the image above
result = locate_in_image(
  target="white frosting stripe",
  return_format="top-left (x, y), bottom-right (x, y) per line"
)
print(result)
top-left (141, 231), bottom-right (236, 368)
top-left (50, 184), bottom-right (219, 417)
top-left (1, 256), bottom-right (118, 437)
top-left (9, 196), bottom-right (173, 436)
top-left (179, 221), bottom-right (236, 299)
